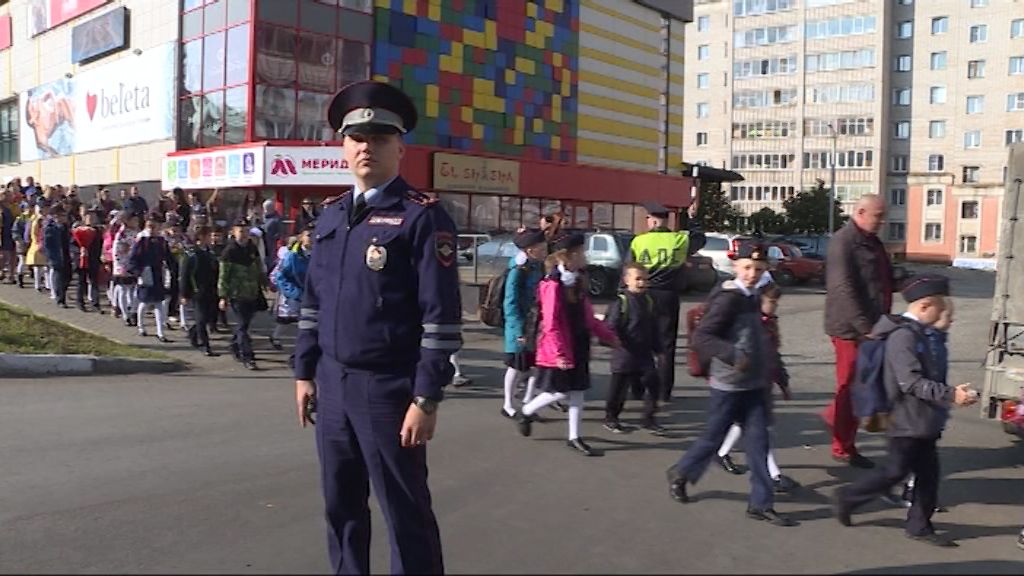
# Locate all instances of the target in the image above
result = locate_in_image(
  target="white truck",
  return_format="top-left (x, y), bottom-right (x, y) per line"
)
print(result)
top-left (982, 143), bottom-right (1024, 435)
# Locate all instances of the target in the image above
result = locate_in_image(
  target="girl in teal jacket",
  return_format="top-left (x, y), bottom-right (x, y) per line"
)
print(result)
top-left (501, 230), bottom-right (548, 419)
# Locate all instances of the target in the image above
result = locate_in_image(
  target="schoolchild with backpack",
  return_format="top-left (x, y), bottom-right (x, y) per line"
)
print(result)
top-left (713, 281), bottom-right (799, 494)
top-left (514, 232), bottom-right (620, 456)
top-left (500, 229), bottom-right (548, 418)
top-left (834, 274), bottom-right (979, 547)
top-left (603, 263), bottom-right (665, 435)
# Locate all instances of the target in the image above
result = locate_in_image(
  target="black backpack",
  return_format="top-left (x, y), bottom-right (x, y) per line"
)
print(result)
top-left (479, 266), bottom-right (527, 328)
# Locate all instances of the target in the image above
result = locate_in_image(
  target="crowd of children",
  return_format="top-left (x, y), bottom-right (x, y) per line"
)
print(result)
top-left (0, 180), bottom-right (315, 371)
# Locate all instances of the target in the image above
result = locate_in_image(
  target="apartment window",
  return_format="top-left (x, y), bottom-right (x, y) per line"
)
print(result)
top-left (961, 201), bottom-right (979, 219)
top-left (929, 120), bottom-right (946, 138)
top-left (731, 153), bottom-right (797, 170)
top-left (734, 55), bottom-right (798, 79)
top-left (925, 223), bottom-right (943, 242)
top-left (888, 222), bottom-right (906, 241)
top-left (895, 55), bottom-right (912, 71)
top-left (928, 154), bottom-right (945, 172)
top-left (805, 49), bottom-right (875, 73)
top-left (927, 189), bottom-right (943, 206)
top-left (970, 0), bottom-right (988, 7)
top-left (697, 15), bottom-right (710, 32)
top-left (803, 149), bottom-right (874, 169)
top-left (968, 60), bottom-right (986, 79)
top-left (964, 130), bottom-right (982, 149)
top-left (1009, 93), bottom-right (1024, 111)
top-left (897, 0), bottom-right (912, 4)
top-left (734, 0), bottom-right (794, 17)
top-left (963, 166), bottom-right (980, 182)
top-left (696, 132), bottom-right (708, 146)
top-left (896, 21), bottom-right (913, 39)
top-left (890, 188), bottom-right (906, 206)
top-left (930, 52), bottom-right (947, 70)
top-left (1010, 57), bottom-right (1024, 76)
top-left (1007, 129), bottom-right (1024, 145)
top-left (697, 73), bottom-right (710, 89)
top-left (894, 121), bottom-right (911, 139)
top-left (893, 88), bottom-right (911, 106)
top-left (735, 25), bottom-right (798, 48)
top-left (967, 95), bottom-right (984, 114)
top-left (1013, 19), bottom-right (1024, 39)
top-left (697, 44), bottom-right (710, 60)
top-left (930, 86), bottom-right (947, 104)
top-left (970, 25), bottom-right (988, 43)
top-left (0, 100), bottom-right (17, 165)
top-left (804, 15), bottom-right (876, 40)
top-left (892, 155), bottom-right (909, 172)
top-left (960, 235), bottom-right (978, 254)
top-left (696, 102), bottom-right (709, 118)
top-left (931, 17), bottom-right (948, 34)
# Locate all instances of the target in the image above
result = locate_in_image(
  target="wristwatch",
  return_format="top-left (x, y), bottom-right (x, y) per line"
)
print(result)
top-left (413, 396), bottom-right (439, 415)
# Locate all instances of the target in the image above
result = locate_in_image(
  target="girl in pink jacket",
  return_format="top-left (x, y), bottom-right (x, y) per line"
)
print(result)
top-left (516, 232), bottom-right (619, 456)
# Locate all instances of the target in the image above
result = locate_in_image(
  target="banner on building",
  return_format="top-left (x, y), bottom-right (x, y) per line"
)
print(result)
top-left (264, 146), bottom-right (356, 186)
top-left (19, 42), bottom-right (175, 161)
top-left (433, 152), bottom-right (520, 195)
top-left (0, 16), bottom-right (11, 51)
top-left (29, 0), bottom-right (111, 37)
top-left (162, 146), bottom-right (266, 191)
top-left (71, 6), bottom-right (129, 64)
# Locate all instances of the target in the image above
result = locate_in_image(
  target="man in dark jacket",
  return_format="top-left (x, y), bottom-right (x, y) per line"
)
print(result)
top-left (833, 274), bottom-right (977, 547)
top-left (43, 206), bottom-right (71, 308)
top-left (822, 194), bottom-right (894, 468)
top-left (181, 225), bottom-right (220, 356)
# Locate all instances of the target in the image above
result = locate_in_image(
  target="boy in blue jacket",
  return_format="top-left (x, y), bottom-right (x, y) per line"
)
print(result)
top-left (501, 229), bottom-right (547, 419)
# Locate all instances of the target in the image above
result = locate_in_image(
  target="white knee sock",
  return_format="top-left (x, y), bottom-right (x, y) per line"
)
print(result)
top-left (718, 423), bottom-right (743, 457)
top-left (523, 375), bottom-right (537, 404)
top-left (503, 368), bottom-right (519, 415)
top-left (567, 390), bottom-right (585, 440)
top-left (522, 391), bottom-right (566, 416)
top-left (906, 474), bottom-right (916, 488)
top-left (179, 304), bottom-right (190, 329)
top-left (153, 304), bottom-right (167, 338)
top-left (449, 352), bottom-right (462, 377)
top-left (48, 268), bottom-right (56, 297)
top-left (767, 450), bottom-right (782, 479)
top-left (137, 303), bottom-right (147, 332)
top-left (33, 267), bottom-right (42, 290)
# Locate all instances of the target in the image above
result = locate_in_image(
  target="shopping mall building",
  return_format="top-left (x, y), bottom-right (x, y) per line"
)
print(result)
top-left (0, 0), bottom-right (696, 232)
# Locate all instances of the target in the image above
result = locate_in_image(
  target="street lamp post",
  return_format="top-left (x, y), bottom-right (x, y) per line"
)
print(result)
top-left (827, 121), bottom-right (837, 236)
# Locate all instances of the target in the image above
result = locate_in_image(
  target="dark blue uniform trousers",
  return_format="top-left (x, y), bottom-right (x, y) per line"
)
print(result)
top-left (671, 388), bottom-right (774, 510)
top-left (315, 360), bottom-right (443, 575)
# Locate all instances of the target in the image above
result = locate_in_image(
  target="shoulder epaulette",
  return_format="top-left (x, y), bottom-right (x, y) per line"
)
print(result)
top-left (404, 190), bottom-right (438, 206)
top-left (320, 191), bottom-right (349, 206)
top-left (720, 279), bottom-right (738, 291)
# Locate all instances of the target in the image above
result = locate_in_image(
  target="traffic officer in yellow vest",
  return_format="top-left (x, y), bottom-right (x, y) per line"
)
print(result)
top-left (628, 201), bottom-right (702, 403)
top-left (294, 81), bottom-right (461, 574)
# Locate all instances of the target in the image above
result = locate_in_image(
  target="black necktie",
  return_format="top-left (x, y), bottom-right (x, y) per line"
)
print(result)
top-left (351, 194), bottom-right (366, 225)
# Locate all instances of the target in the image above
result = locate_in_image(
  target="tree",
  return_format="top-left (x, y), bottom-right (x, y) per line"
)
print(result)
top-left (692, 181), bottom-right (742, 232)
top-left (749, 207), bottom-right (789, 235)
top-left (782, 180), bottom-right (847, 234)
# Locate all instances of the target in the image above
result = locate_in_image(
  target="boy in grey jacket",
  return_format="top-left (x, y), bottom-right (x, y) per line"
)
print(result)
top-left (665, 244), bottom-right (796, 527)
top-left (833, 274), bottom-right (978, 547)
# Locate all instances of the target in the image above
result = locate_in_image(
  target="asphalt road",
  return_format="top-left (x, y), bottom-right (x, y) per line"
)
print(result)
top-left (1, 266), bottom-right (1023, 574)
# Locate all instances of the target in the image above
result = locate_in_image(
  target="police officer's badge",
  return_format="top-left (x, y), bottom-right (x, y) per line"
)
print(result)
top-left (435, 232), bottom-right (455, 267)
top-left (366, 244), bottom-right (388, 271)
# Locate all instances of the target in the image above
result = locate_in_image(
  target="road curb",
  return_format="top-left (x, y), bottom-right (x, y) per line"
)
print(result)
top-left (0, 353), bottom-right (186, 378)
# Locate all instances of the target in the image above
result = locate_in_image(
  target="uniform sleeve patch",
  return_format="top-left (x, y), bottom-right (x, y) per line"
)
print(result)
top-left (435, 231), bottom-right (455, 267)
top-left (368, 215), bottom-right (405, 226)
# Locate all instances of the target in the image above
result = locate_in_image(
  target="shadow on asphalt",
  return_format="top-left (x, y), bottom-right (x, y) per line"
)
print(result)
top-left (842, 560), bottom-right (1024, 574)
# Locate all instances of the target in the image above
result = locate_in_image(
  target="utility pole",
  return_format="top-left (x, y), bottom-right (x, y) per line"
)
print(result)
top-left (827, 121), bottom-right (837, 236)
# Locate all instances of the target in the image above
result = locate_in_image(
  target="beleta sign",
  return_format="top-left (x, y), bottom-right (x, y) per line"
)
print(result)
top-left (85, 83), bottom-right (151, 121)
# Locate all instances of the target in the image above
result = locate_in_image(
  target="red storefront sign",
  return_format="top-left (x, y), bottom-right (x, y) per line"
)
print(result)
top-left (49, 0), bottom-right (110, 29)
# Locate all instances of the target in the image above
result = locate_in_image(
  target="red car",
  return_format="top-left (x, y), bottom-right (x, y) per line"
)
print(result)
top-left (764, 242), bottom-right (825, 286)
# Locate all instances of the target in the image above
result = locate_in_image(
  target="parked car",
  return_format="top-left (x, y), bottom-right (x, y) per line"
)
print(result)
top-left (735, 240), bottom-right (825, 286)
top-left (698, 232), bottom-right (753, 277)
top-left (777, 234), bottom-right (830, 259)
top-left (468, 230), bottom-right (716, 297)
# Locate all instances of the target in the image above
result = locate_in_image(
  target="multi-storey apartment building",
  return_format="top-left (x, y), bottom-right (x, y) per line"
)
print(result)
top-left (685, 0), bottom-right (1024, 264)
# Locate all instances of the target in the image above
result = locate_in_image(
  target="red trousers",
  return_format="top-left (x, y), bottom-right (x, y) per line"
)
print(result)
top-left (822, 337), bottom-right (860, 458)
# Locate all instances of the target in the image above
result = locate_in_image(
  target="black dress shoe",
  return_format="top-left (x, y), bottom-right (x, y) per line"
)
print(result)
top-left (773, 474), bottom-right (799, 494)
top-left (833, 453), bottom-right (875, 469)
top-left (666, 466), bottom-right (689, 503)
top-left (500, 408), bottom-right (516, 419)
top-left (203, 348), bottom-right (219, 357)
top-left (551, 401), bottom-right (568, 413)
top-left (746, 508), bottom-right (797, 527)
top-left (516, 412), bottom-right (534, 437)
top-left (243, 360), bottom-right (258, 370)
top-left (905, 532), bottom-right (958, 548)
top-left (566, 437), bottom-right (595, 456)
top-left (156, 336), bottom-right (172, 343)
top-left (269, 337), bottom-right (284, 351)
top-left (718, 454), bottom-right (746, 475)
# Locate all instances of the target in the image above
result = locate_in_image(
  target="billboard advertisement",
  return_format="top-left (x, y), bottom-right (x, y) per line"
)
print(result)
top-left (29, 0), bottom-right (111, 37)
top-left (264, 146), bottom-right (356, 186)
top-left (162, 146), bottom-right (266, 191)
top-left (71, 6), bottom-right (128, 64)
top-left (19, 42), bottom-right (175, 161)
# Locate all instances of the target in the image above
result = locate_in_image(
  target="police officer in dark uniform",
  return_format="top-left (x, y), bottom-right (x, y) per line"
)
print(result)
top-left (628, 201), bottom-right (702, 403)
top-left (293, 81), bottom-right (462, 575)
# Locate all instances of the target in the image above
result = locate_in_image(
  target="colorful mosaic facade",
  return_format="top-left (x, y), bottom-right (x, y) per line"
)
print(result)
top-left (372, 0), bottom-right (579, 162)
